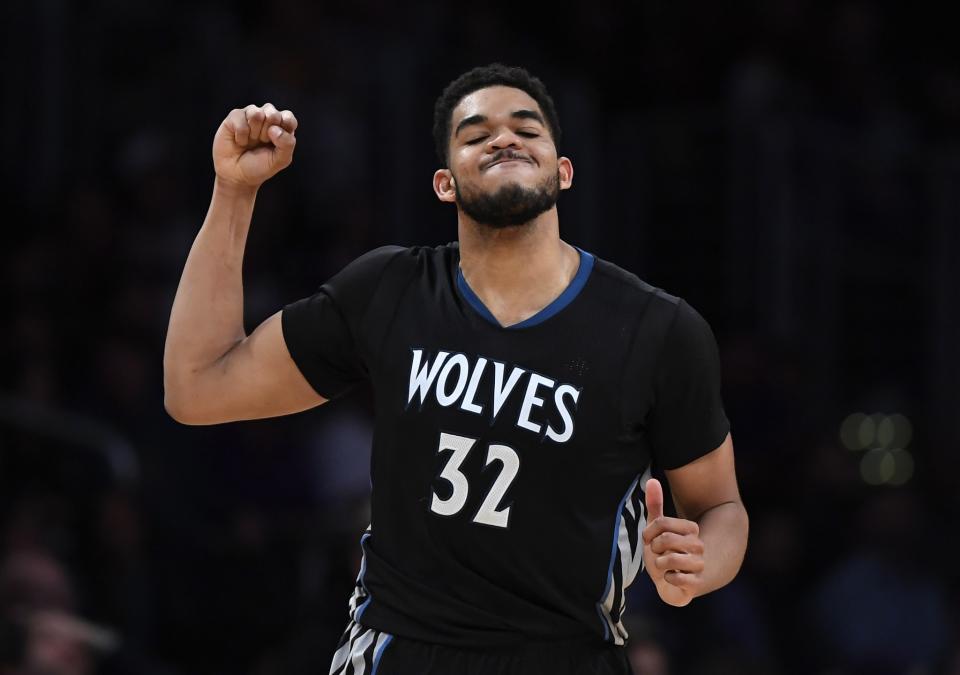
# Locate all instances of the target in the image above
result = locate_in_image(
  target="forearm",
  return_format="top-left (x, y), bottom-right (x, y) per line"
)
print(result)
top-left (163, 177), bottom-right (258, 398)
top-left (694, 500), bottom-right (749, 597)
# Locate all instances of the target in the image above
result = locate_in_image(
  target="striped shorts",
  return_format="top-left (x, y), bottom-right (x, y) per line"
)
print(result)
top-left (328, 618), bottom-right (633, 675)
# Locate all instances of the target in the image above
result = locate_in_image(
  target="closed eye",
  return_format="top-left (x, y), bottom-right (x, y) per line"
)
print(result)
top-left (465, 131), bottom-right (540, 145)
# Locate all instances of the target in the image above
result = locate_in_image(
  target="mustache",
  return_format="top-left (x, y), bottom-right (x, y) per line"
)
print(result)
top-left (483, 149), bottom-right (534, 170)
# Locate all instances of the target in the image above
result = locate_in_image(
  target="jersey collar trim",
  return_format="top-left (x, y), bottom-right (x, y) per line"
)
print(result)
top-left (456, 247), bottom-right (595, 330)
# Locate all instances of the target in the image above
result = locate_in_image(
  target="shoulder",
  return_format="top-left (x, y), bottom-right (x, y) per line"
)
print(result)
top-left (588, 253), bottom-right (684, 324)
top-left (330, 242), bottom-right (451, 285)
top-left (590, 254), bottom-right (675, 301)
top-left (587, 252), bottom-right (721, 354)
top-left (342, 244), bottom-right (409, 274)
top-left (322, 242), bottom-right (457, 309)
top-left (350, 241), bottom-right (457, 271)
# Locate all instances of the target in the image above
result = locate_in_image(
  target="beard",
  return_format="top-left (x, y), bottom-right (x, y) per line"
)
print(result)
top-left (454, 170), bottom-right (561, 229)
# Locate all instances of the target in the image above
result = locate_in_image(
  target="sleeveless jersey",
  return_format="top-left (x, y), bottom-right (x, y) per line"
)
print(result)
top-left (281, 242), bottom-right (729, 648)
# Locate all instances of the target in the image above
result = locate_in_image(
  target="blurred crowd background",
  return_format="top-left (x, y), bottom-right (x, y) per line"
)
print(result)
top-left (2, 1), bottom-right (959, 673)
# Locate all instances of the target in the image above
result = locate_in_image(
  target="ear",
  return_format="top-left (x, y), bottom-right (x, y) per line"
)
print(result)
top-left (433, 169), bottom-right (457, 203)
top-left (558, 157), bottom-right (574, 190)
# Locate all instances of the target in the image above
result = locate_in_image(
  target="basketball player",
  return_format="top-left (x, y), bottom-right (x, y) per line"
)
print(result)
top-left (163, 64), bottom-right (749, 674)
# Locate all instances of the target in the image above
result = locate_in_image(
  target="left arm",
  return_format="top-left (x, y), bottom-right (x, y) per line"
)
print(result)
top-left (642, 432), bottom-right (749, 606)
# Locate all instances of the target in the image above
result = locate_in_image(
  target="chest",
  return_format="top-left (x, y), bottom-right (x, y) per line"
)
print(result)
top-left (369, 303), bottom-right (637, 451)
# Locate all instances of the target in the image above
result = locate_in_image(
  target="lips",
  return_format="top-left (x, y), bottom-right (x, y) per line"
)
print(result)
top-left (484, 157), bottom-right (533, 170)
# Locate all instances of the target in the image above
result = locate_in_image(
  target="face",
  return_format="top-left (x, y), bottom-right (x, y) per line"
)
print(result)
top-left (434, 86), bottom-right (573, 228)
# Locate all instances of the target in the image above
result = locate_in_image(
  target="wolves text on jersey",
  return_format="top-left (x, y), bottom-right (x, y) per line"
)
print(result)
top-left (405, 348), bottom-right (581, 443)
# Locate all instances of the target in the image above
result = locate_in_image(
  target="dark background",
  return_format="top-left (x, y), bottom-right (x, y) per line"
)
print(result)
top-left (2, 1), bottom-right (959, 674)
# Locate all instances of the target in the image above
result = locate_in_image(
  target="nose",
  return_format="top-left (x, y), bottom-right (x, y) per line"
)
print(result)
top-left (486, 126), bottom-right (524, 151)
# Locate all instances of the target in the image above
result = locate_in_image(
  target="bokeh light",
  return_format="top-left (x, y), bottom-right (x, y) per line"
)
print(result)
top-left (843, 412), bottom-right (915, 486)
top-left (860, 448), bottom-right (895, 485)
top-left (887, 448), bottom-right (915, 486)
top-left (859, 415), bottom-right (879, 449)
top-left (840, 413), bottom-right (868, 450)
top-left (858, 447), bottom-right (914, 486)
top-left (888, 413), bottom-right (913, 448)
top-left (876, 416), bottom-right (895, 448)
top-left (840, 413), bottom-right (912, 450)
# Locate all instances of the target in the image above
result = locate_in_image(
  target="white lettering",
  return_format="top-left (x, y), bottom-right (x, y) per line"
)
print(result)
top-left (459, 357), bottom-right (487, 414)
top-left (545, 384), bottom-right (580, 443)
top-left (492, 362), bottom-right (526, 419)
top-left (408, 350), bottom-right (450, 405)
top-left (407, 349), bottom-right (583, 444)
top-left (436, 354), bottom-right (469, 406)
top-left (518, 374), bottom-right (555, 433)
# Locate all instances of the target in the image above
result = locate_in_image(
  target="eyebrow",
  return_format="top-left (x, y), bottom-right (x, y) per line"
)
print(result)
top-left (454, 109), bottom-right (546, 137)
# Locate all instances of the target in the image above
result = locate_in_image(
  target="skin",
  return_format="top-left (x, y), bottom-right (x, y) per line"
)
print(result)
top-left (163, 89), bottom-right (748, 607)
top-left (643, 433), bottom-right (748, 607)
top-left (433, 86), bottom-right (578, 328)
top-left (432, 87), bottom-right (748, 606)
top-left (163, 102), bottom-right (327, 425)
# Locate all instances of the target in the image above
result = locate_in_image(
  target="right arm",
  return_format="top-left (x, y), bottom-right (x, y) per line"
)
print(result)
top-left (163, 103), bottom-right (326, 425)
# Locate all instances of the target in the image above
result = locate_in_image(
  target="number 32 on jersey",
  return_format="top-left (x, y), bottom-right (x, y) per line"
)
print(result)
top-left (430, 432), bottom-right (519, 529)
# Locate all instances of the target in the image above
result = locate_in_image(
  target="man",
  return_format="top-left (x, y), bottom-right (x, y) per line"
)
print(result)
top-left (164, 64), bottom-right (748, 675)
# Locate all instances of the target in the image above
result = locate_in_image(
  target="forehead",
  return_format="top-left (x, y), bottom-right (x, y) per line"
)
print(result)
top-left (451, 86), bottom-right (543, 127)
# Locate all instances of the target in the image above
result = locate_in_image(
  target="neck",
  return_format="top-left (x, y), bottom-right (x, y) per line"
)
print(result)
top-left (456, 207), bottom-right (580, 326)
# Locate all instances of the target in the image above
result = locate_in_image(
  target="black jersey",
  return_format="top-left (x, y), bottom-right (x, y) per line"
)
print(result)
top-left (282, 242), bottom-right (729, 648)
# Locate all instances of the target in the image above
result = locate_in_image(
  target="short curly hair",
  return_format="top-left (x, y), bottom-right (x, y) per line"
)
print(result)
top-left (432, 63), bottom-right (562, 167)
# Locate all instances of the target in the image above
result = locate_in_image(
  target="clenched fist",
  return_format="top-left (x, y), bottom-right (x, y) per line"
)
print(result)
top-left (213, 103), bottom-right (298, 189)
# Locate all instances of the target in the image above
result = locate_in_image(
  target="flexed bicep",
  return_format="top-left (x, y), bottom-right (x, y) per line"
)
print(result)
top-left (165, 310), bottom-right (326, 425)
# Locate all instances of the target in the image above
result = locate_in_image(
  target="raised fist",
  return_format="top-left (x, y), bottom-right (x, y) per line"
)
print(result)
top-left (213, 103), bottom-right (298, 188)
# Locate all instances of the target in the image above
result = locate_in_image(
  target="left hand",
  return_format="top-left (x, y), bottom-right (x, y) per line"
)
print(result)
top-left (642, 478), bottom-right (705, 606)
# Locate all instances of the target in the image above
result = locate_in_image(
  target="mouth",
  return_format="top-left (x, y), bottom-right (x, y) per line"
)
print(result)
top-left (484, 157), bottom-right (534, 171)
